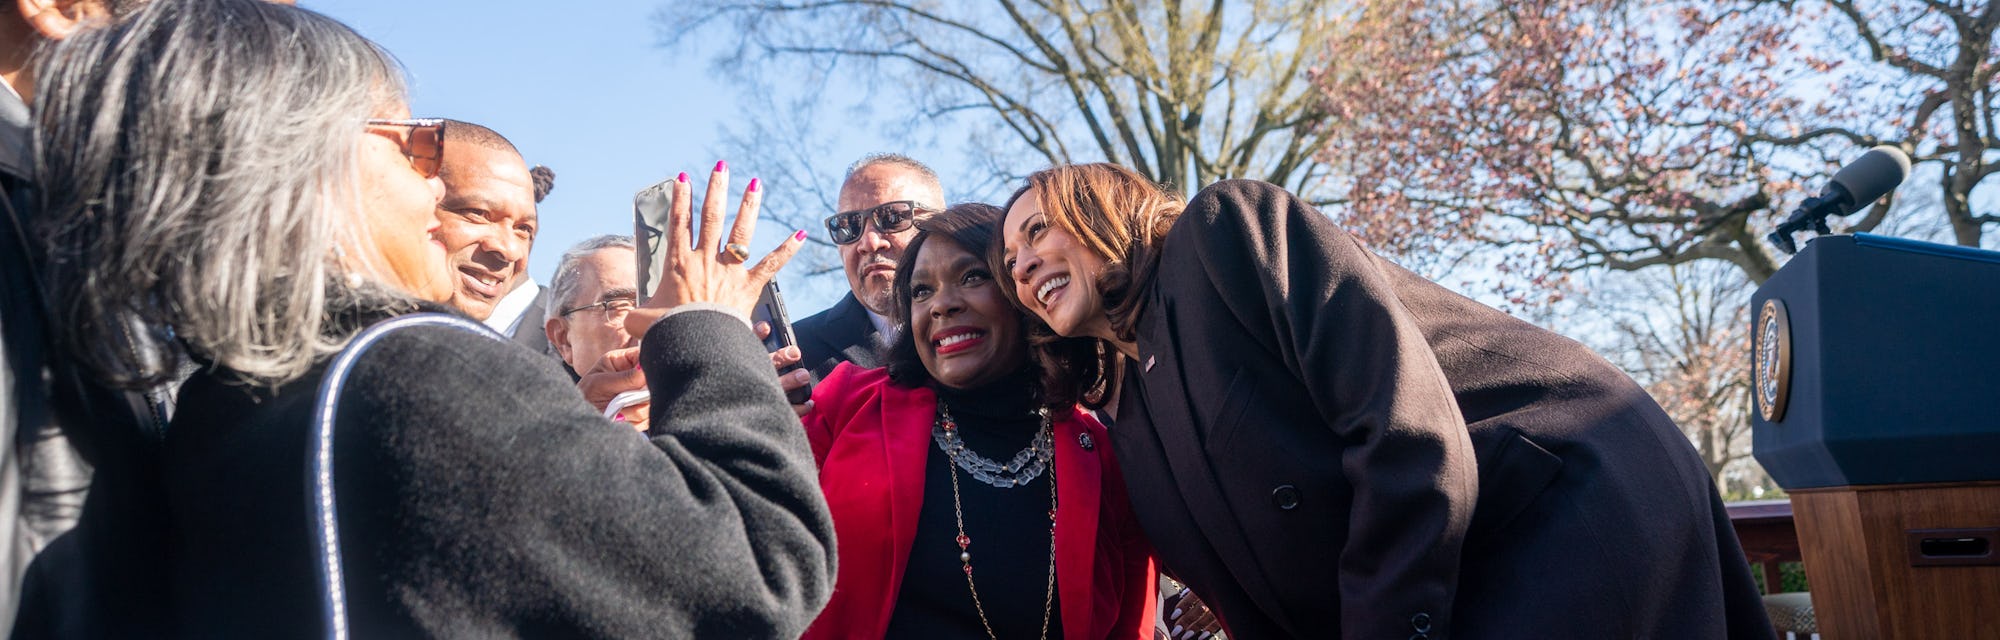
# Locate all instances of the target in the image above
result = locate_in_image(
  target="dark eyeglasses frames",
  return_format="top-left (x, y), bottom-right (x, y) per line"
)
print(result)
top-left (823, 200), bottom-right (933, 245)
top-left (364, 118), bottom-right (446, 179)
top-left (560, 297), bottom-right (639, 319)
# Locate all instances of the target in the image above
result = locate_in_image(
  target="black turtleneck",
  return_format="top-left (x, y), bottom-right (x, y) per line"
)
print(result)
top-left (884, 369), bottom-right (1065, 640)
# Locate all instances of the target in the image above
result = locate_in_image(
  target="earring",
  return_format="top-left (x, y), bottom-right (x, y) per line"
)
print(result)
top-left (344, 271), bottom-right (365, 289)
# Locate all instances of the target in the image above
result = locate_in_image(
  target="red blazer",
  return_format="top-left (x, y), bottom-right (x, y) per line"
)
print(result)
top-left (799, 363), bottom-right (1156, 640)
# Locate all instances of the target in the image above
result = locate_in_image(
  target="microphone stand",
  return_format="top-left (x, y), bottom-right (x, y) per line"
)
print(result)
top-left (1766, 184), bottom-right (1853, 255)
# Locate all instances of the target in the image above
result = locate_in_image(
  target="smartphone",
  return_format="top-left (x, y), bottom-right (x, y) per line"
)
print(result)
top-left (753, 280), bottom-right (814, 404)
top-left (633, 178), bottom-right (675, 303)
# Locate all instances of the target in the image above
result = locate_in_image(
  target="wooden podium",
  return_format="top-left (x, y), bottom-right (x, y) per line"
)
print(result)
top-left (1789, 482), bottom-right (1999, 637)
top-left (1751, 235), bottom-right (2000, 639)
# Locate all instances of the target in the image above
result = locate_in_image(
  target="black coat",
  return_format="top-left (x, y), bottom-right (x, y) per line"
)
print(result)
top-left (5, 132), bottom-right (178, 640)
top-left (1111, 181), bottom-right (1772, 639)
top-left (55, 305), bottom-right (834, 638)
top-left (793, 292), bottom-right (884, 380)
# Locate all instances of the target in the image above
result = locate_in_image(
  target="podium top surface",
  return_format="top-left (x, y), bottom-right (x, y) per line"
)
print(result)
top-left (1848, 233), bottom-right (2000, 265)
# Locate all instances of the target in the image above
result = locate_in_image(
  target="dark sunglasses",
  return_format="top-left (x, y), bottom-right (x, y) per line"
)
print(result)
top-left (823, 200), bottom-right (934, 245)
top-left (364, 118), bottom-right (446, 179)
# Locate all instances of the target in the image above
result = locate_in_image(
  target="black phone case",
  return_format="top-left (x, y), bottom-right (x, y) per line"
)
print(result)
top-left (752, 281), bottom-right (814, 404)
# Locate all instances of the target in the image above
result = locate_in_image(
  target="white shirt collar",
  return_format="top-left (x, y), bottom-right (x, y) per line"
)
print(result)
top-left (484, 276), bottom-right (541, 334)
top-left (866, 308), bottom-right (896, 345)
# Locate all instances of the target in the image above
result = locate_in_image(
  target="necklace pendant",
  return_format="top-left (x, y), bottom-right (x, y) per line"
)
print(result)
top-left (956, 533), bottom-right (970, 549)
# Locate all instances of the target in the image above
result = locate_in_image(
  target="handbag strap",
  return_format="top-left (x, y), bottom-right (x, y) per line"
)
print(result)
top-left (308, 312), bottom-right (500, 640)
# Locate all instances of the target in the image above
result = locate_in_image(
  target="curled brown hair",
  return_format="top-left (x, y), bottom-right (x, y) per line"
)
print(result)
top-left (994, 163), bottom-right (1184, 408)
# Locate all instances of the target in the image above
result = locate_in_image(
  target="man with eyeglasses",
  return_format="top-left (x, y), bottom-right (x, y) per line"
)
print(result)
top-left (790, 154), bottom-right (946, 384)
top-left (542, 235), bottom-right (649, 425)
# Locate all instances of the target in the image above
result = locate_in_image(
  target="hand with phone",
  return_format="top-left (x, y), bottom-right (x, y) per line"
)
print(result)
top-left (623, 161), bottom-right (805, 340)
top-left (635, 165), bottom-right (814, 414)
top-left (757, 322), bottom-right (813, 415)
top-left (750, 281), bottom-right (815, 408)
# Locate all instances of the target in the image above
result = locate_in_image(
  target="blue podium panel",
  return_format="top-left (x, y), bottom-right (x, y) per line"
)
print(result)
top-left (1751, 234), bottom-right (2000, 489)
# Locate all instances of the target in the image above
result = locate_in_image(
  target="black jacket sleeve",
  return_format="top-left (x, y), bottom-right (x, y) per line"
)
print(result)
top-left (335, 309), bottom-right (834, 638)
top-left (1174, 180), bottom-right (1477, 639)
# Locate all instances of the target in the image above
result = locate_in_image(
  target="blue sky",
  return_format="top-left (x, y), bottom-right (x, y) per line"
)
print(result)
top-left (310, 0), bottom-right (884, 315)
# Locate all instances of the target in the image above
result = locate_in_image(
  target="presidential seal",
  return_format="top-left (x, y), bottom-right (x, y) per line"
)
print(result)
top-left (1754, 298), bottom-right (1793, 422)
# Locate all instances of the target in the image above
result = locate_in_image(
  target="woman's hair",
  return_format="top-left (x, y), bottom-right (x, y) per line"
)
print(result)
top-left (35, 0), bottom-right (413, 388)
top-left (993, 163), bottom-right (1185, 408)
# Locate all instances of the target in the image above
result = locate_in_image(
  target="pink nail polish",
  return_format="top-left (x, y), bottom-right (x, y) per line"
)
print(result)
top-left (714, 160), bottom-right (728, 173)
top-left (748, 177), bottom-right (760, 192)
top-left (792, 229), bottom-right (807, 241)
top-left (676, 172), bottom-right (687, 183)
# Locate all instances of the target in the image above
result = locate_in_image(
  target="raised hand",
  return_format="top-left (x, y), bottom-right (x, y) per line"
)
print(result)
top-left (624, 161), bottom-right (806, 338)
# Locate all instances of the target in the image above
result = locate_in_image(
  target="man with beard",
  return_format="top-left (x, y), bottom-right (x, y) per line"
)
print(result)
top-left (792, 154), bottom-right (945, 380)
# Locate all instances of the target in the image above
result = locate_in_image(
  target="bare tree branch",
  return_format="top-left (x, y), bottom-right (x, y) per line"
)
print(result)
top-left (659, 0), bottom-right (1339, 207)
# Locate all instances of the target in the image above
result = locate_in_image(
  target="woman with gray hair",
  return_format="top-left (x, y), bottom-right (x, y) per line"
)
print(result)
top-left (23, 0), bottom-right (832, 637)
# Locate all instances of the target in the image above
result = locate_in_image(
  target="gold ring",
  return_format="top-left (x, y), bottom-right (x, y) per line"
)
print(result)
top-left (720, 243), bottom-right (751, 265)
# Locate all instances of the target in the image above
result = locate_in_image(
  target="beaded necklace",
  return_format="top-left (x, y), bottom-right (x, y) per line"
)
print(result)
top-left (933, 400), bottom-right (1057, 640)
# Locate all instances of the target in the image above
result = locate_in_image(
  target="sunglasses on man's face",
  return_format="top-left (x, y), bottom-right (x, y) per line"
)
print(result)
top-left (823, 200), bottom-right (933, 245)
top-left (364, 118), bottom-right (446, 179)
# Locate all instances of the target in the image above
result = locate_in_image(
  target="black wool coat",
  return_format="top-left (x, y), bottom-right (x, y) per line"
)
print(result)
top-left (1110, 180), bottom-right (1773, 640)
top-left (793, 292), bottom-right (885, 380)
top-left (150, 307), bottom-right (833, 638)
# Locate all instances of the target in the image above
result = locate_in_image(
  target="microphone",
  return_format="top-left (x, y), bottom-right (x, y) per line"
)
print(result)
top-left (1768, 145), bottom-right (1912, 254)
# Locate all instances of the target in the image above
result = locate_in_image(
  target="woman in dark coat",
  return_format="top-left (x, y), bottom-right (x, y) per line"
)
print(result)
top-left (991, 163), bottom-right (1774, 639)
top-left (799, 204), bottom-right (1156, 640)
top-left (21, 1), bottom-right (832, 636)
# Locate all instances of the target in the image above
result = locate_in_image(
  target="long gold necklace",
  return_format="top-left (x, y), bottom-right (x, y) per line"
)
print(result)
top-left (935, 400), bottom-right (1058, 640)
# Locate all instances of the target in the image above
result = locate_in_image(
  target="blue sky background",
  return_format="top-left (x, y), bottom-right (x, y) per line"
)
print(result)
top-left (305, 0), bottom-right (1973, 326)
top-left (310, 0), bottom-right (903, 315)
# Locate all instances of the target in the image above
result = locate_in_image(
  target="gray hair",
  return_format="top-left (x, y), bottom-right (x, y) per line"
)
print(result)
top-left (545, 235), bottom-right (636, 324)
top-left (845, 152), bottom-right (946, 206)
top-left (35, 0), bottom-right (411, 388)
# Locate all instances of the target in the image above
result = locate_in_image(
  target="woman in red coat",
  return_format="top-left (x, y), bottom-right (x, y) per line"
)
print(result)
top-left (799, 203), bottom-right (1155, 640)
